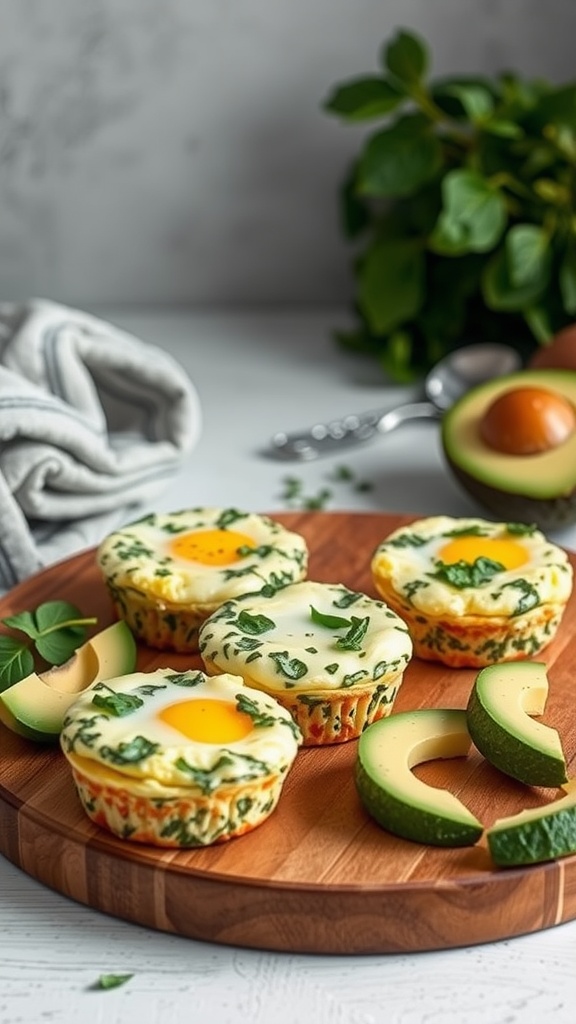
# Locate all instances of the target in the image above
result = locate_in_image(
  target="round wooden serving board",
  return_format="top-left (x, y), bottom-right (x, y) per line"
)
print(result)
top-left (2, 510), bottom-right (576, 955)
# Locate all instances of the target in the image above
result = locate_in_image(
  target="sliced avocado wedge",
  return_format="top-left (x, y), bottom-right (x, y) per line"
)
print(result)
top-left (0, 620), bottom-right (137, 742)
top-left (441, 368), bottom-right (576, 528)
top-left (466, 661), bottom-right (567, 787)
top-left (355, 708), bottom-right (483, 847)
top-left (488, 778), bottom-right (576, 866)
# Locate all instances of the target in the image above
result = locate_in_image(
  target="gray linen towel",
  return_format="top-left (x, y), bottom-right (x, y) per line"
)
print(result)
top-left (0, 299), bottom-right (202, 591)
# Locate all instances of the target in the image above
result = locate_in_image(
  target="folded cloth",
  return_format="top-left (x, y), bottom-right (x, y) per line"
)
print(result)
top-left (0, 299), bottom-right (202, 591)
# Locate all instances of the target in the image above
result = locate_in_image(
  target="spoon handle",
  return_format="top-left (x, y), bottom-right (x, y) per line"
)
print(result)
top-left (268, 400), bottom-right (440, 461)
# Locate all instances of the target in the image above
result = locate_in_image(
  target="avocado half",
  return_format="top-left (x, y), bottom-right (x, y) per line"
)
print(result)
top-left (441, 368), bottom-right (576, 529)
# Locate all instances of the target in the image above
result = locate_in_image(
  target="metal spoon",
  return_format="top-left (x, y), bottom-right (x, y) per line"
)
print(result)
top-left (268, 342), bottom-right (522, 461)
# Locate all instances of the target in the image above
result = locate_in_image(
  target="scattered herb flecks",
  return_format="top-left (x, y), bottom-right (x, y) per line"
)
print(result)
top-left (279, 464), bottom-right (373, 511)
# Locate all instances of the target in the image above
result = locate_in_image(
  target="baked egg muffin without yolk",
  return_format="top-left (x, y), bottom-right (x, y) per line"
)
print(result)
top-left (60, 668), bottom-right (302, 847)
top-left (199, 580), bottom-right (413, 746)
top-left (96, 507), bottom-right (308, 652)
top-left (370, 515), bottom-right (573, 668)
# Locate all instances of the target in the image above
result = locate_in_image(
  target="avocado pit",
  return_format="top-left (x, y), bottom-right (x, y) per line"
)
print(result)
top-left (480, 385), bottom-right (576, 455)
top-left (441, 368), bottom-right (576, 529)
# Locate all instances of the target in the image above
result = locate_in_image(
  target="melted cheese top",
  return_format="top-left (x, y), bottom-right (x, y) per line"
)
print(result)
top-left (199, 580), bottom-right (413, 692)
top-left (97, 507), bottom-right (308, 605)
top-left (60, 668), bottom-right (302, 791)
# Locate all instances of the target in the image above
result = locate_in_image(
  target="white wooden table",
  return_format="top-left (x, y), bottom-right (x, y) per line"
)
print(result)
top-left (2, 308), bottom-right (576, 1024)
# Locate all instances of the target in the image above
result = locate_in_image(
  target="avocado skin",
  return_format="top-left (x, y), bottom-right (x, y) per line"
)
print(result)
top-left (466, 684), bottom-right (568, 788)
top-left (445, 456), bottom-right (576, 531)
top-left (488, 798), bottom-right (576, 867)
top-left (354, 759), bottom-right (483, 848)
top-left (441, 368), bottom-right (576, 530)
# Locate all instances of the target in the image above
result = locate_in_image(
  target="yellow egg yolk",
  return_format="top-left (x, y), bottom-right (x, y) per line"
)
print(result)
top-left (437, 536), bottom-right (528, 570)
top-left (158, 698), bottom-right (254, 744)
top-left (168, 528), bottom-right (256, 565)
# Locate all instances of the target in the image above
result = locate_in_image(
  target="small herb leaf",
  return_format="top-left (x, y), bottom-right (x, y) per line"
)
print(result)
top-left (92, 686), bottom-right (144, 717)
top-left (430, 557), bottom-right (505, 589)
top-left (335, 615), bottom-right (370, 651)
top-left (95, 973), bottom-right (133, 990)
top-left (309, 605), bottom-right (353, 629)
top-left (0, 637), bottom-right (34, 691)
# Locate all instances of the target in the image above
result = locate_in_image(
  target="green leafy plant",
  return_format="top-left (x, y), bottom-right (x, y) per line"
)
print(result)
top-left (324, 27), bottom-right (576, 380)
top-left (0, 600), bottom-right (97, 690)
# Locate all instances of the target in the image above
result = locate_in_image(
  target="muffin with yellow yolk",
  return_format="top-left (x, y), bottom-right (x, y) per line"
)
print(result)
top-left (199, 580), bottom-right (413, 745)
top-left (370, 515), bottom-right (573, 668)
top-left (60, 668), bottom-right (302, 847)
top-left (96, 507), bottom-right (308, 652)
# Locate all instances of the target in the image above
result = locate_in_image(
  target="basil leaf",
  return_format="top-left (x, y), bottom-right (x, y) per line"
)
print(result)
top-left (336, 615), bottom-right (370, 651)
top-left (0, 637), bottom-right (34, 691)
top-left (95, 974), bottom-right (133, 990)
top-left (2, 600), bottom-right (97, 670)
top-left (430, 169), bottom-right (507, 255)
top-left (309, 605), bottom-right (352, 629)
top-left (92, 689), bottom-right (144, 717)
top-left (236, 610), bottom-right (276, 635)
top-left (268, 651), bottom-right (308, 680)
top-left (35, 627), bottom-right (87, 666)
top-left (358, 116), bottom-right (442, 199)
top-left (430, 557), bottom-right (505, 588)
top-left (383, 28), bottom-right (428, 85)
top-left (324, 75), bottom-right (404, 121)
top-left (1, 610), bottom-right (39, 639)
top-left (386, 532), bottom-right (427, 549)
top-left (165, 671), bottom-right (205, 687)
top-left (505, 522), bottom-right (537, 536)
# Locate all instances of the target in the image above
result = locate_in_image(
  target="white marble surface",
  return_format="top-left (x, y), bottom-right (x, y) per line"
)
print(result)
top-left (0, 1), bottom-right (575, 306)
top-left (2, 307), bottom-right (576, 1024)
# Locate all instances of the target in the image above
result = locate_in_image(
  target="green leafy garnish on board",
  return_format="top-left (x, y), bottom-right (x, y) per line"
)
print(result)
top-left (94, 973), bottom-right (133, 990)
top-left (0, 600), bottom-right (97, 692)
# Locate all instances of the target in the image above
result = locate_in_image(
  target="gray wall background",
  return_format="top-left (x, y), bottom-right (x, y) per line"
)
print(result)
top-left (1, 0), bottom-right (575, 307)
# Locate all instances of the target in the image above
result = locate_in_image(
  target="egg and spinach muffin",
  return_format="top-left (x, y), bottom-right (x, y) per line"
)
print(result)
top-left (198, 580), bottom-right (413, 746)
top-left (370, 515), bottom-right (573, 668)
top-left (60, 668), bottom-right (302, 847)
top-left (97, 507), bottom-right (308, 652)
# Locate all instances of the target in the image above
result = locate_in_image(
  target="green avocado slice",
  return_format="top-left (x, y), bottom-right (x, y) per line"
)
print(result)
top-left (0, 620), bottom-right (137, 742)
top-left (466, 661), bottom-right (567, 787)
top-left (488, 779), bottom-right (576, 866)
top-left (355, 708), bottom-right (483, 847)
